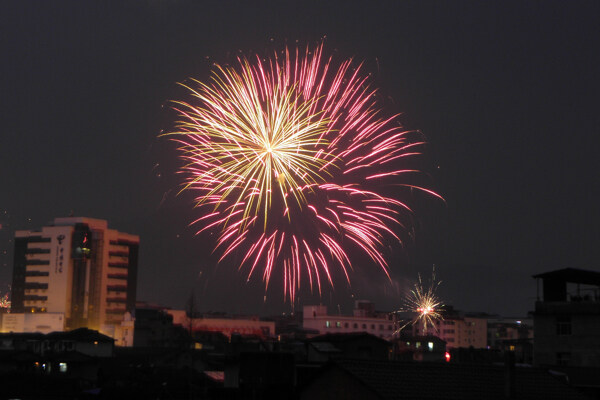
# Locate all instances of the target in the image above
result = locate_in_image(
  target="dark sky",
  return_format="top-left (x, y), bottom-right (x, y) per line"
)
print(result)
top-left (1, 1), bottom-right (599, 317)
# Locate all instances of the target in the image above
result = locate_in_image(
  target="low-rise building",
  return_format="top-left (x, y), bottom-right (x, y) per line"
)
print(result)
top-left (487, 317), bottom-right (533, 349)
top-left (303, 301), bottom-right (395, 339)
top-left (392, 334), bottom-right (447, 362)
top-left (406, 309), bottom-right (487, 349)
top-left (167, 309), bottom-right (275, 339)
top-left (0, 327), bottom-right (114, 357)
top-left (0, 312), bottom-right (65, 334)
top-left (306, 332), bottom-right (391, 363)
top-left (299, 359), bottom-right (593, 400)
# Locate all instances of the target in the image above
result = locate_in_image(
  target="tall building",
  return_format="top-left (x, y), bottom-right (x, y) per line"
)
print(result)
top-left (10, 217), bottom-right (138, 345)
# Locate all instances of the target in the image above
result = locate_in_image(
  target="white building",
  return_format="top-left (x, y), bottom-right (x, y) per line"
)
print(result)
top-left (0, 312), bottom-right (65, 334)
top-left (303, 302), bottom-right (395, 339)
top-left (10, 217), bottom-right (139, 346)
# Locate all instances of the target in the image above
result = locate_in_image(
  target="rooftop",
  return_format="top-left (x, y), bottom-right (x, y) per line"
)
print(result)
top-left (532, 268), bottom-right (600, 286)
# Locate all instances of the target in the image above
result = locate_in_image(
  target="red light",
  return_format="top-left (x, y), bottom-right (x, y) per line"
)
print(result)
top-left (445, 352), bottom-right (451, 362)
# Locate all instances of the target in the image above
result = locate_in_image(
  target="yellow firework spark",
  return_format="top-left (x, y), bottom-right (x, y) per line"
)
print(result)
top-left (395, 268), bottom-right (444, 335)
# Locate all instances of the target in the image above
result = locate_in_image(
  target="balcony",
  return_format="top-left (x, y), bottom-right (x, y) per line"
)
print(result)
top-left (107, 285), bottom-right (127, 293)
top-left (534, 300), bottom-right (600, 315)
top-left (106, 297), bottom-right (127, 304)
top-left (24, 282), bottom-right (49, 290)
top-left (108, 262), bottom-right (128, 269)
top-left (25, 270), bottom-right (49, 277)
top-left (25, 248), bottom-right (50, 254)
top-left (106, 308), bottom-right (126, 314)
top-left (107, 273), bottom-right (127, 280)
top-left (24, 295), bottom-right (48, 301)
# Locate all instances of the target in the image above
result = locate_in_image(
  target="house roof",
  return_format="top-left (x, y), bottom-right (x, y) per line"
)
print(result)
top-left (310, 342), bottom-right (342, 354)
top-left (532, 268), bottom-right (600, 285)
top-left (396, 334), bottom-right (447, 344)
top-left (309, 332), bottom-right (390, 346)
top-left (313, 359), bottom-right (592, 400)
top-left (46, 328), bottom-right (114, 343)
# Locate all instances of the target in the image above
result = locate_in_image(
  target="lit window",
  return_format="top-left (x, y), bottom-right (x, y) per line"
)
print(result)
top-left (428, 342), bottom-right (434, 351)
top-left (325, 321), bottom-right (330, 328)
top-left (509, 345), bottom-right (515, 351)
top-left (415, 342), bottom-right (421, 349)
top-left (59, 362), bottom-right (67, 373)
top-left (336, 321), bottom-right (341, 328)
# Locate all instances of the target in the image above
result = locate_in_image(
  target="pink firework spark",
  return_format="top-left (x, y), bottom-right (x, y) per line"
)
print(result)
top-left (166, 44), bottom-right (441, 301)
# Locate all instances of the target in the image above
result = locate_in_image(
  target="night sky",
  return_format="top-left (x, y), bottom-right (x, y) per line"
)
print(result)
top-left (1, 1), bottom-right (599, 317)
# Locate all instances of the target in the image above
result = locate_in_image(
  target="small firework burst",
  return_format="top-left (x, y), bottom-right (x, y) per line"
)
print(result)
top-left (394, 268), bottom-right (443, 335)
top-left (0, 293), bottom-right (10, 309)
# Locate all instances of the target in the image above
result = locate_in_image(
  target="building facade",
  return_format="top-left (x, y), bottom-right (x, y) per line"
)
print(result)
top-left (303, 302), bottom-right (395, 339)
top-left (167, 309), bottom-right (276, 339)
top-left (532, 268), bottom-right (600, 367)
top-left (406, 312), bottom-right (488, 349)
top-left (10, 217), bottom-right (138, 345)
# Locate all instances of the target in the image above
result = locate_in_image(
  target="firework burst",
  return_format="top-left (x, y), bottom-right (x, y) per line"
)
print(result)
top-left (166, 44), bottom-right (441, 301)
top-left (394, 268), bottom-right (444, 335)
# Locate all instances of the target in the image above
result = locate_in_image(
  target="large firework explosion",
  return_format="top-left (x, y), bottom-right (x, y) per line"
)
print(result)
top-left (166, 44), bottom-right (440, 301)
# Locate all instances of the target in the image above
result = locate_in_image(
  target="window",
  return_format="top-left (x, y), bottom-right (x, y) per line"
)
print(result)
top-left (362, 324), bottom-right (367, 329)
top-left (344, 323), bottom-right (349, 328)
top-left (59, 362), bottom-right (68, 373)
top-left (388, 325), bottom-right (393, 330)
top-left (336, 321), bottom-right (341, 328)
top-left (371, 324), bottom-right (375, 329)
top-left (415, 342), bottom-right (421, 349)
top-left (353, 323), bottom-right (358, 328)
top-left (428, 342), bottom-right (434, 351)
top-left (443, 329), bottom-right (455, 334)
top-left (325, 321), bottom-right (330, 328)
top-left (379, 324), bottom-right (384, 330)
top-left (556, 352), bottom-right (570, 366)
top-left (556, 316), bottom-right (571, 335)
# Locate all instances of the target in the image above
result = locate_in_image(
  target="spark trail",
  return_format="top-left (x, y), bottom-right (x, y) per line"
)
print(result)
top-left (166, 44), bottom-right (441, 301)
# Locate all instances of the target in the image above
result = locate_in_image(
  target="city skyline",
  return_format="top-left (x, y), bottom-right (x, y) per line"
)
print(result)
top-left (2, 1), bottom-right (600, 317)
